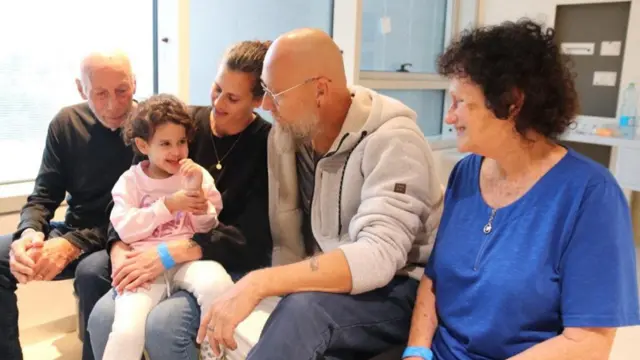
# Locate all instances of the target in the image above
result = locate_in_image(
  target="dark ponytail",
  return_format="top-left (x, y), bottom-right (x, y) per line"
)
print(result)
top-left (223, 40), bottom-right (272, 98)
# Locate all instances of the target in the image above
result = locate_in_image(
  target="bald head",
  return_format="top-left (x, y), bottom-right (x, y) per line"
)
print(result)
top-left (261, 29), bottom-right (353, 148)
top-left (76, 50), bottom-right (136, 129)
top-left (264, 28), bottom-right (346, 87)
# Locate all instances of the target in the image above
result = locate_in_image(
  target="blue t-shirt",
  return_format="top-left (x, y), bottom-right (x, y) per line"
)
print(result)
top-left (426, 149), bottom-right (640, 360)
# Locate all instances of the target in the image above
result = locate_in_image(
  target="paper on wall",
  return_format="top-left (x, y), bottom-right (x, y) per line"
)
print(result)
top-left (593, 71), bottom-right (617, 87)
top-left (561, 42), bottom-right (595, 55)
top-left (600, 41), bottom-right (622, 56)
top-left (380, 16), bottom-right (392, 34)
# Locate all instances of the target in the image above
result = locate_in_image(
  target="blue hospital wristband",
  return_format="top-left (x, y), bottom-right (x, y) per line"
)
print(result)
top-left (402, 346), bottom-right (433, 360)
top-left (157, 243), bottom-right (176, 270)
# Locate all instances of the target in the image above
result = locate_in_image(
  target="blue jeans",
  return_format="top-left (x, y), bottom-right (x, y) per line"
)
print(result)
top-left (89, 273), bottom-right (417, 360)
top-left (90, 289), bottom-right (202, 360)
top-left (89, 269), bottom-right (244, 360)
top-left (248, 276), bottom-right (418, 360)
top-left (0, 227), bottom-right (111, 360)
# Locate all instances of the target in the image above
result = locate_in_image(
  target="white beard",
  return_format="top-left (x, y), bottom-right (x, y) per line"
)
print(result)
top-left (279, 114), bottom-right (320, 143)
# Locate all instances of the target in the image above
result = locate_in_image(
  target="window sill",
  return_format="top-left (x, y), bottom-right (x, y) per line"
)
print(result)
top-left (426, 135), bottom-right (457, 151)
top-left (0, 181), bottom-right (34, 214)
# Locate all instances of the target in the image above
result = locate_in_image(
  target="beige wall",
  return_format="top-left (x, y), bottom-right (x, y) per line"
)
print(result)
top-left (0, 207), bottom-right (77, 345)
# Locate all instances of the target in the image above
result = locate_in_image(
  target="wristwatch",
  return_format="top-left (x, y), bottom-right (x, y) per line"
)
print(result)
top-left (402, 346), bottom-right (433, 360)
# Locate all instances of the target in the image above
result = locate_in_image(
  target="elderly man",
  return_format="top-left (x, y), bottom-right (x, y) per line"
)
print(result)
top-left (197, 28), bottom-right (444, 359)
top-left (0, 51), bottom-right (136, 360)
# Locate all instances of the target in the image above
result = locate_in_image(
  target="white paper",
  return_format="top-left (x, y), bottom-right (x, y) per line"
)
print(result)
top-left (593, 71), bottom-right (617, 87)
top-left (380, 16), bottom-right (392, 34)
top-left (600, 41), bottom-right (622, 56)
top-left (561, 42), bottom-right (595, 55)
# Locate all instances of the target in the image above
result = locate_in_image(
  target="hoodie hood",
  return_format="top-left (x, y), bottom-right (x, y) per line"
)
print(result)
top-left (272, 85), bottom-right (418, 155)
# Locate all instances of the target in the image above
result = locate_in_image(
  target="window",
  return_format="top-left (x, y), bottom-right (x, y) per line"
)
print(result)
top-left (360, 0), bottom-right (447, 73)
top-left (0, 1), bottom-right (155, 185)
top-left (355, 0), bottom-right (478, 140)
top-left (377, 89), bottom-right (445, 136)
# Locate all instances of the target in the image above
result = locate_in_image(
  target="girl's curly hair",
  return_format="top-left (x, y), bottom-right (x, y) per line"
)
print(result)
top-left (123, 94), bottom-right (195, 154)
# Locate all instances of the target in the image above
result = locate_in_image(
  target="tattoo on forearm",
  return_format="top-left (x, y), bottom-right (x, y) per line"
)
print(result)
top-left (309, 255), bottom-right (319, 272)
top-left (187, 240), bottom-right (198, 248)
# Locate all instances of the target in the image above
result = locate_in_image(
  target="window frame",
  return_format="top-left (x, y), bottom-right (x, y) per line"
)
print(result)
top-left (334, 0), bottom-right (478, 145)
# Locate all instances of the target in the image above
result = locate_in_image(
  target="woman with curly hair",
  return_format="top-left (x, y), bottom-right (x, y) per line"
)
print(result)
top-left (402, 19), bottom-right (639, 360)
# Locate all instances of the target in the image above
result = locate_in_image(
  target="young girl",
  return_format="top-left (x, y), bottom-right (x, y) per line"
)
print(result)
top-left (102, 94), bottom-right (229, 360)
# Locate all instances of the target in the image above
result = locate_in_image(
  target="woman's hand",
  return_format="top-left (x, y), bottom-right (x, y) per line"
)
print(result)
top-left (111, 246), bottom-right (165, 294)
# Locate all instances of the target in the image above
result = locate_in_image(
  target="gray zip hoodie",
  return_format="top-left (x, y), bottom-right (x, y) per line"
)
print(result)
top-left (267, 86), bottom-right (444, 294)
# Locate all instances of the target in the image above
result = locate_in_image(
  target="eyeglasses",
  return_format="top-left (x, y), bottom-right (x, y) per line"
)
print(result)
top-left (261, 76), bottom-right (329, 107)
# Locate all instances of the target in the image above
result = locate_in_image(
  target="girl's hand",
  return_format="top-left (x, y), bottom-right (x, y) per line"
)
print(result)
top-left (180, 159), bottom-right (203, 191)
top-left (164, 189), bottom-right (207, 214)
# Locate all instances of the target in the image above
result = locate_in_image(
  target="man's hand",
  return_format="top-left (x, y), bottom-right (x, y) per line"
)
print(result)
top-left (197, 270), bottom-right (266, 356)
top-left (111, 246), bottom-right (164, 294)
top-left (180, 158), bottom-right (203, 191)
top-left (32, 237), bottom-right (80, 281)
top-left (9, 229), bottom-right (45, 283)
top-left (164, 189), bottom-right (207, 215)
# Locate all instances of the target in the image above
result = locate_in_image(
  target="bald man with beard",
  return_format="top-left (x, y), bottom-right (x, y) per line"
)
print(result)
top-left (0, 51), bottom-right (136, 360)
top-left (198, 29), bottom-right (444, 360)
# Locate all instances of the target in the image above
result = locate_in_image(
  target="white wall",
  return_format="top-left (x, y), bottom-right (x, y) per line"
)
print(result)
top-left (479, 0), bottom-right (640, 115)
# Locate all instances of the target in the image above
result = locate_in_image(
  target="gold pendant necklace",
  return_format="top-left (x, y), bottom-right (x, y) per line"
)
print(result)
top-left (210, 130), bottom-right (243, 171)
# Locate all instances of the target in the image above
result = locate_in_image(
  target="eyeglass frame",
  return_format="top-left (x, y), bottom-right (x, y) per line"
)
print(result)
top-left (260, 76), bottom-right (330, 107)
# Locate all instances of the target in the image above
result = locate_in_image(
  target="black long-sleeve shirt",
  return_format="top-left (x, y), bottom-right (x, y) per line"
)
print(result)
top-left (14, 103), bottom-right (134, 253)
top-left (107, 107), bottom-right (273, 273)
